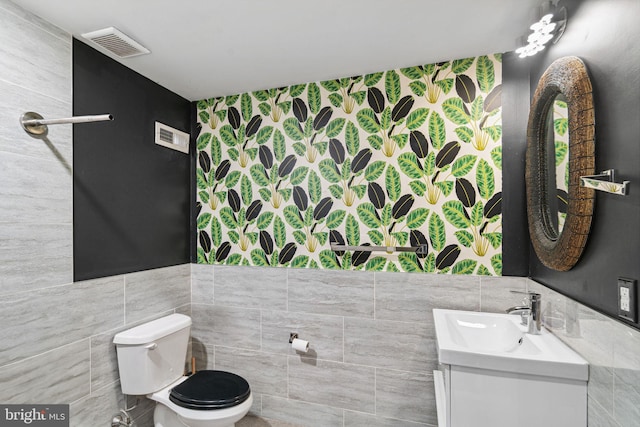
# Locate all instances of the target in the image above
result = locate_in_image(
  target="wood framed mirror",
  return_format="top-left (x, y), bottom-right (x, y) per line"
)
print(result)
top-left (526, 56), bottom-right (595, 271)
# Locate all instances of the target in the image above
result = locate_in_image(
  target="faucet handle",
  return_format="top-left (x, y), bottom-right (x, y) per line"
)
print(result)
top-left (509, 290), bottom-right (541, 296)
top-left (509, 290), bottom-right (541, 304)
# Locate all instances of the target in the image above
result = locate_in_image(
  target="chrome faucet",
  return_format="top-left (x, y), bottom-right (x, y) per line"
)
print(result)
top-left (506, 291), bottom-right (542, 335)
top-left (506, 305), bottom-right (531, 326)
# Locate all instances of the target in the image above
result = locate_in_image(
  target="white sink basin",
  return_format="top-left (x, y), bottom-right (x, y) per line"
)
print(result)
top-left (433, 309), bottom-right (588, 381)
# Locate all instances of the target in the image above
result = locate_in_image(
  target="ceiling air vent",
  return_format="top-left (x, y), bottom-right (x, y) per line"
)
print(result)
top-left (81, 27), bottom-right (150, 58)
top-left (155, 122), bottom-right (189, 154)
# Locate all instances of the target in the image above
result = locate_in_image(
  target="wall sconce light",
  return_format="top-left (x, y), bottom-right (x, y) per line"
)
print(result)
top-left (516, 2), bottom-right (567, 58)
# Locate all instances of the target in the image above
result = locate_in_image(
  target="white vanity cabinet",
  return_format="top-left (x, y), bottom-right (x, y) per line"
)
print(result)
top-left (432, 309), bottom-right (588, 427)
top-left (434, 363), bottom-right (587, 427)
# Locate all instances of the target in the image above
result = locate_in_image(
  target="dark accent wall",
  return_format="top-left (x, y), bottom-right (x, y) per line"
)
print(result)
top-left (73, 39), bottom-right (191, 281)
top-left (501, 53), bottom-right (530, 276)
top-left (515, 0), bottom-right (640, 328)
top-left (190, 103), bottom-right (200, 263)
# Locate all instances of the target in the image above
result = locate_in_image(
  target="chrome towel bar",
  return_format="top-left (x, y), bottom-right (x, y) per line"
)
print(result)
top-left (580, 169), bottom-right (629, 196)
top-left (330, 243), bottom-right (429, 255)
top-left (20, 111), bottom-right (113, 136)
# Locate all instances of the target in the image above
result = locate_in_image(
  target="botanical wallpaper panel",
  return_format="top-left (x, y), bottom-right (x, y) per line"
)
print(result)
top-left (195, 54), bottom-right (503, 275)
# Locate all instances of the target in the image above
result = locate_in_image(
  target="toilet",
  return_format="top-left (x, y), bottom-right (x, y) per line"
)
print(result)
top-left (113, 314), bottom-right (252, 427)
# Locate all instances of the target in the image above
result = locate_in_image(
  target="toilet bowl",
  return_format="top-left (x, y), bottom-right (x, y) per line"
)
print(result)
top-left (113, 314), bottom-right (252, 427)
top-left (151, 373), bottom-right (253, 427)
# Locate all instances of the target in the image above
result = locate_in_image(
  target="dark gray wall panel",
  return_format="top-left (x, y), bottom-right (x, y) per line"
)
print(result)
top-left (525, 0), bottom-right (640, 329)
top-left (501, 52), bottom-right (530, 276)
top-left (190, 104), bottom-right (199, 263)
top-left (73, 39), bottom-right (191, 281)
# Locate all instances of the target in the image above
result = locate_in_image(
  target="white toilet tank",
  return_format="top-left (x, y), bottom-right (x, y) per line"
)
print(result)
top-left (113, 313), bottom-right (191, 395)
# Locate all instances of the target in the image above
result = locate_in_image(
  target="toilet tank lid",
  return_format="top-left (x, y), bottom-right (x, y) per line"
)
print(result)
top-left (113, 314), bottom-right (192, 345)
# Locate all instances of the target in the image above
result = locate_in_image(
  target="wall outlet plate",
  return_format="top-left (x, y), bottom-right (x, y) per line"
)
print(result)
top-left (618, 277), bottom-right (637, 322)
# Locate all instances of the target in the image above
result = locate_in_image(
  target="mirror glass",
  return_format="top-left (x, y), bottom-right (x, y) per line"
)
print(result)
top-left (543, 94), bottom-right (569, 237)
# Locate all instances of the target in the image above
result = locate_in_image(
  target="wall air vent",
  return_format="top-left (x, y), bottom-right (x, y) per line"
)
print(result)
top-left (155, 122), bottom-right (189, 154)
top-left (81, 27), bottom-right (150, 58)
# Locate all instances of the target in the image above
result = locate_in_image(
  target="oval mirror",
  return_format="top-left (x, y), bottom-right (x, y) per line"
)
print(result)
top-left (526, 56), bottom-right (595, 271)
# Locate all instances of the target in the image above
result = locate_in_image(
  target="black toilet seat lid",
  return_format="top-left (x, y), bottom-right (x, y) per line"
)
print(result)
top-left (169, 370), bottom-right (251, 410)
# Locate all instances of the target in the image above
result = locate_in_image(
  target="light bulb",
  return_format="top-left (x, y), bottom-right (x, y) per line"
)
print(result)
top-left (542, 22), bottom-right (557, 34)
top-left (538, 34), bottom-right (554, 45)
top-left (540, 13), bottom-right (554, 24)
top-left (530, 21), bottom-right (544, 32)
top-left (528, 32), bottom-right (541, 43)
top-left (518, 9), bottom-right (562, 59)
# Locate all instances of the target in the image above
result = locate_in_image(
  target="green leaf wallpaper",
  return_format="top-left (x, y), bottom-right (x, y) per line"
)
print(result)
top-left (195, 55), bottom-right (503, 275)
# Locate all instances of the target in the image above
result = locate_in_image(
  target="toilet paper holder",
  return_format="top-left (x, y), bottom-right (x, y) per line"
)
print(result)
top-left (289, 332), bottom-right (310, 353)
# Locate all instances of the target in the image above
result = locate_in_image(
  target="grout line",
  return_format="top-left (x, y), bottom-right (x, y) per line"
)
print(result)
top-left (373, 367), bottom-right (377, 416)
top-left (88, 338), bottom-right (92, 395)
top-left (0, 337), bottom-right (89, 369)
top-left (0, 76), bottom-right (72, 107)
top-left (611, 351), bottom-right (618, 421)
top-left (214, 342), bottom-right (428, 374)
top-left (346, 407), bottom-right (435, 426)
top-left (212, 345), bottom-right (216, 369)
top-left (123, 275), bottom-right (127, 325)
top-left (0, 278), bottom-right (77, 299)
top-left (341, 316), bottom-right (345, 363)
top-left (211, 264), bottom-right (215, 305)
top-left (373, 272), bottom-right (377, 320)
top-left (285, 267), bottom-right (289, 312)
top-left (286, 347), bottom-right (290, 399)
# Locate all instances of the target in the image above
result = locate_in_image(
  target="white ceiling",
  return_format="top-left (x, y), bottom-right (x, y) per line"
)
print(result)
top-left (12, 0), bottom-right (540, 101)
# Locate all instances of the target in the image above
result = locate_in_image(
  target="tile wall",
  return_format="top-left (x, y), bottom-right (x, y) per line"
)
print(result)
top-left (529, 281), bottom-right (640, 427)
top-left (190, 264), bottom-right (528, 426)
top-left (0, 0), bottom-right (72, 294)
top-left (0, 2), bottom-right (191, 426)
top-left (191, 264), bottom-right (640, 427)
top-left (0, 265), bottom-right (191, 425)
